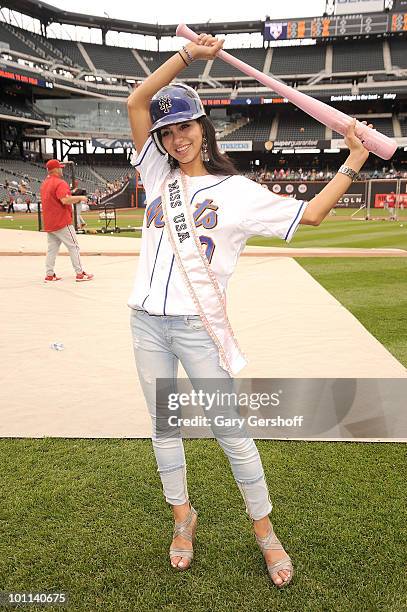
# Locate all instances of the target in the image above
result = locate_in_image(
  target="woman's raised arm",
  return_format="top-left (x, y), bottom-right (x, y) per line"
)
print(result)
top-left (127, 34), bottom-right (224, 154)
top-left (300, 119), bottom-right (371, 225)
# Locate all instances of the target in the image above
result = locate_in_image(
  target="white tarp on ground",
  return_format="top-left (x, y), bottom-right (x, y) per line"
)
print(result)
top-left (0, 251), bottom-right (405, 440)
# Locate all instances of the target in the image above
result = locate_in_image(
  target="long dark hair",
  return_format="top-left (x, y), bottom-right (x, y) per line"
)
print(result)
top-left (156, 116), bottom-right (239, 176)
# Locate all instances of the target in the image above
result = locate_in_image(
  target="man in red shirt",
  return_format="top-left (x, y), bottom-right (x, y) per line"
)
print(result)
top-left (40, 159), bottom-right (93, 282)
top-left (385, 191), bottom-right (396, 220)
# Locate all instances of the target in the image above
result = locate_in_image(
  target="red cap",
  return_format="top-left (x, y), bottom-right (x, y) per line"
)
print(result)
top-left (46, 159), bottom-right (65, 171)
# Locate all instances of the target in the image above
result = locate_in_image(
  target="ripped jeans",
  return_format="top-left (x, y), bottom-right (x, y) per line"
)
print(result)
top-left (130, 307), bottom-right (273, 521)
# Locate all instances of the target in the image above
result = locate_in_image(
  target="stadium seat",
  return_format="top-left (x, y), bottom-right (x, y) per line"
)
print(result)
top-left (83, 43), bottom-right (147, 77)
top-left (49, 38), bottom-right (88, 69)
top-left (140, 50), bottom-right (206, 79)
top-left (276, 111), bottom-right (325, 140)
top-left (209, 48), bottom-right (267, 78)
top-left (390, 39), bottom-right (407, 69)
top-left (332, 40), bottom-right (384, 73)
top-left (219, 117), bottom-right (273, 141)
top-left (271, 44), bottom-right (326, 75)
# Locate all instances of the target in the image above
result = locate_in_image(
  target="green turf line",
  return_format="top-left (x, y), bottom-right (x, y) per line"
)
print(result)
top-left (1, 210), bottom-right (407, 248)
top-left (0, 438), bottom-right (406, 611)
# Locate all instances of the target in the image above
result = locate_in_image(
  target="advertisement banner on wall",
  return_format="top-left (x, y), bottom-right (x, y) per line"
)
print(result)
top-left (374, 192), bottom-right (407, 207)
top-left (218, 141), bottom-right (253, 152)
top-left (263, 181), bottom-right (367, 207)
top-left (92, 138), bottom-right (134, 149)
top-left (0, 68), bottom-right (53, 89)
top-left (271, 139), bottom-right (331, 149)
top-left (334, 0), bottom-right (384, 14)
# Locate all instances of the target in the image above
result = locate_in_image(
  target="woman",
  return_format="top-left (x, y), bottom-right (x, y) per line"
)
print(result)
top-left (127, 33), bottom-right (371, 587)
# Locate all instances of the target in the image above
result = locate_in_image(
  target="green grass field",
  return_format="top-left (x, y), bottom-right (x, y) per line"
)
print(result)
top-left (1, 207), bottom-right (407, 248)
top-left (247, 207), bottom-right (407, 249)
top-left (1, 438), bottom-right (406, 611)
top-left (0, 209), bottom-right (145, 238)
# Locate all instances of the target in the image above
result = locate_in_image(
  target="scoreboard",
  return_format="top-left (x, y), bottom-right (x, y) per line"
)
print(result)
top-left (264, 12), bottom-right (407, 40)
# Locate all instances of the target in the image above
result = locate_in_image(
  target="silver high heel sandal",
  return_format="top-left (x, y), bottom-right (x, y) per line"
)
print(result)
top-left (169, 502), bottom-right (198, 571)
top-left (255, 523), bottom-right (294, 587)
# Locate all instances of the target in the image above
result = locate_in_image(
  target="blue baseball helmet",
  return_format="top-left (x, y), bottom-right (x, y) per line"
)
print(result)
top-left (149, 83), bottom-right (206, 154)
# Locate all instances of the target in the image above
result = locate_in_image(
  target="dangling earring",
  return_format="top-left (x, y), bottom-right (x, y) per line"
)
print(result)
top-left (201, 137), bottom-right (209, 162)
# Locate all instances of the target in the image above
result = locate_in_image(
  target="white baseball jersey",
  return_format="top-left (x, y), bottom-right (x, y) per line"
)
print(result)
top-left (128, 136), bottom-right (308, 316)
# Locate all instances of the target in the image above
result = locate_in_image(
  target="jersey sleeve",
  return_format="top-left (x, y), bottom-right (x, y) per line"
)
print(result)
top-left (239, 178), bottom-right (308, 243)
top-left (55, 180), bottom-right (71, 201)
top-left (130, 136), bottom-right (170, 200)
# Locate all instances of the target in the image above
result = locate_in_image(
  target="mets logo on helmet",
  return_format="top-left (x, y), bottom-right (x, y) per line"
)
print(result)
top-left (158, 95), bottom-right (172, 114)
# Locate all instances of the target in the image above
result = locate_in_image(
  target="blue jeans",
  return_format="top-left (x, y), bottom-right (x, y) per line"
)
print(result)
top-left (130, 308), bottom-right (273, 520)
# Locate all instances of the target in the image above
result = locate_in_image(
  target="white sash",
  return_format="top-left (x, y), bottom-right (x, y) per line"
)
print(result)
top-left (161, 170), bottom-right (247, 376)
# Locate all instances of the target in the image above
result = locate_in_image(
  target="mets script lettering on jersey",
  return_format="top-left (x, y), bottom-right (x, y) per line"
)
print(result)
top-left (194, 200), bottom-right (218, 229)
top-left (146, 197), bottom-right (219, 229)
top-left (146, 195), bottom-right (219, 263)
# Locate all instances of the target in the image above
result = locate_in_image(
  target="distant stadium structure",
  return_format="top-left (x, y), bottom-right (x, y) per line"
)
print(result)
top-left (1, 0), bottom-right (407, 211)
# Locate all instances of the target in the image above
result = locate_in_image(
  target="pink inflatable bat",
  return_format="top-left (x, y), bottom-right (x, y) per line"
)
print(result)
top-left (176, 23), bottom-right (397, 160)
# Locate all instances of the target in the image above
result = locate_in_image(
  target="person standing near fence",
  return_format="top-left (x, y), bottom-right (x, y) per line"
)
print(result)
top-left (25, 194), bottom-right (32, 214)
top-left (40, 159), bottom-right (94, 283)
top-left (6, 190), bottom-right (15, 213)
